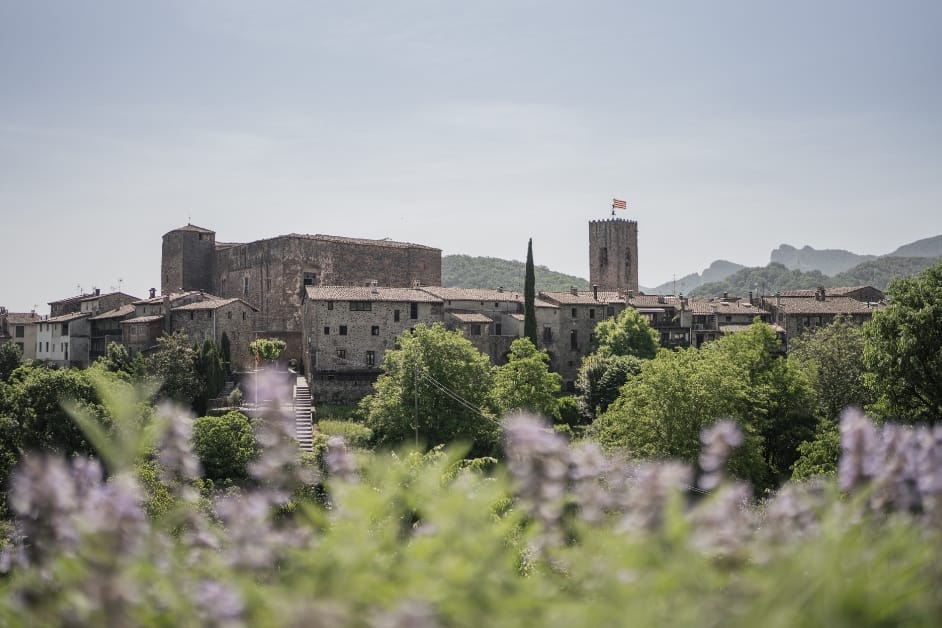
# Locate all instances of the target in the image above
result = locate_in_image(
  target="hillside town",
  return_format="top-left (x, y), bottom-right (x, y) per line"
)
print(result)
top-left (1, 217), bottom-right (886, 403)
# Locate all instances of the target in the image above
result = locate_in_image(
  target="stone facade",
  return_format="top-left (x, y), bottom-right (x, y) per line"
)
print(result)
top-left (161, 225), bottom-right (442, 363)
top-left (762, 289), bottom-right (884, 351)
top-left (89, 304), bottom-right (136, 361)
top-left (301, 285), bottom-right (444, 403)
top-left (35, 312), bottom-right (91, 367)
top-left (169, 298), bottom-right (258, 369)
top-left (589, 218), bottom-right (639, 294)
top-left (0, 309), bottom-right (40, 360)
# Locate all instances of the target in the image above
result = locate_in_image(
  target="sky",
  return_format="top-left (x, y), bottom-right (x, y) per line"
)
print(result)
top-left (1, 0), bottom-right (941, 312)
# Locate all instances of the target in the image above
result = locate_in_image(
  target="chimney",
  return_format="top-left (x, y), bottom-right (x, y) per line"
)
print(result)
top-left (627, 290), bottom-right (634, 300)
top-left (412, 279), bottom-right (421, 288)
top-left (370, 280), bottom-right (378, 294)
top-left (570, 286), bottom-right (578, 296)
top-left (149, 288), bottom-right (156, 298)
top-left (748, 291), bottom-right (753, 305)
top-left (816, 286), bottom-right (826, 301)
top-left (776, 291), bottom-right (781, 307)
top-left (94, 287), bottom-right (100, 296)
top-left (657, 294), bottom-right (665, 304)
top-left (592, 284), bottom-right (599, 301)
top-left (497, 286), bottom-right (504, 293)
top-left (723, 291), bottom-right (729, 301)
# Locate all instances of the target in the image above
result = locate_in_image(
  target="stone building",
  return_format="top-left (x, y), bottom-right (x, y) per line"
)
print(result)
top-left (89, 304), bottom-right (136, 361)
top-left (589, 218), bottom-right (639, 294)
top-left (688, 296), bottom-right (772, 348)
top-left (36, 312), bottom-right (90, 367)
top-left (161, 224), bottom-right (442, 362)
top-left (0, 309), bottom-right (40, 359)
top-left (301, 285), bottom-right (444, 403)
top-left (762, 287), bottom-right (884, 350)
top-left (169, 297), bottom-right (258, 369)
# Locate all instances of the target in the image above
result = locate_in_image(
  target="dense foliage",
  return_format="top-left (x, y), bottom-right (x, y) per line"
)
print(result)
top-left (594, 322), bottom-right (814, 491)
top-left (590, 307), bottom-right (660, 359)
top-left (360, 323), bottom-right (499, 456)
top-left (249, 337), bottom-right (287, 364)
top-left (442, 254), bottom-right (589, 292)
top-left (864, 260), bottom-right (942, 423)
top-left (192, 411), bottom-right (259, 484)
top-left (490, 338), bottom-right (561, 421)
top-left (2, 394), bottom-right (942, 626)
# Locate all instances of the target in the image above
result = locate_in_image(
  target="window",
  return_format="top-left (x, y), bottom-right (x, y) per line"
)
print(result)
top-left (303, 272), bottom-right (317, 286)
top-left (190, 311), bottom-right (195, 320)
top-left (61, 323), bottom-right (69, 335)
top-left (227, 311), bottom-right (232, 319)
top-left (366, 350), bottom-right (376, 367)
top-left (63, 343), bottom-right (68, 360)
top-left (336, 349), bottom-right (346, 360)
top-left (243, 276), bottom-right (249, 296)
top-left (394, 309), bottom-right (401, 322)
top-left (45, 342), bottom-right (49, 352)
top-left (495, 323), bottom-right (502, 335)
top-left (410, 302), bottom-right (418, 319)
top-left (339, 325), bottom-right (348, 335)
top-left (471, 324), bottom-right (482, 336)
top-left (324, 326), bottom-right (330, 335)
top-left (14, 325), bottom-right (24, 338)
top-left (327, 301), bottom-right (334, 310)
top-left (350, 301), bottom-right (372, 311)
top-left (571, 308), bottom-right (577, 318)
top-left (494, 302), bottom-right (499, 308)
top-left (371, 325), bottom-right (380, 336)
top-left (570, 330), bottom-right (578, 350)
top-left (242, 311), bottom-right (246, 320)
top-left (543, 326), bottom-right (553, 342)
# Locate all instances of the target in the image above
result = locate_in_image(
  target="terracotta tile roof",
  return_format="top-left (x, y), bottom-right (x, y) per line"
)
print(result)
top-left (769, 296), bottom-right (884, 315)
top-left (628, 295), bottom-right (681, 309)
top-left (44, 311), bottom-right (92, 324)
top-left (775, 286), bottom-right (880, 298)
top-left (509, 313), bottom-right (525, 321)
top-left (89, 304), bottom-right (136, 320)
top-left (222, 233), bottom-right (439, 251)
top-left (78, 291), bottom-right (140, 303)
top-left (121, 315), bottom-right (165, 324)
top-left (172, 298), bottom-right (258, 312)
top-left (48, 293), bottom-right (96, 306)
top-left (689, 299), bottom-right (769, 316)
top-left (422, 287), bottom-right (524, 302)
top-left (449, 312), bottom-right (494, 324)
top-left (540, 290), bottom-right (625, 305)
top-left (5, 312), bottom-right (41, 325)
top-left (133, 291), bottom-right (204, 305)
top-left (306, 286), bottom-right (443, 303)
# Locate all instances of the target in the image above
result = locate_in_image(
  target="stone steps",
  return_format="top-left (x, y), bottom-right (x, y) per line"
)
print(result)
top-left (294, 376), bottom-right (314, 453)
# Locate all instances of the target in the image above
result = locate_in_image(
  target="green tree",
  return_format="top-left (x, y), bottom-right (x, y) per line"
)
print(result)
top-left (591, 307), bottom-right (660, 359)
top-left (146, 332), bottom-right (204, 406)
top-left (192, 411), bottom-right (258, 483)
top-left (788, 316), bottom-right (873, 422)
top-left (97, 342), bottom-right (145, 380)
top-left (361, 323), bottom-right (497, 456)
top-left (524, 238), bottom-right (538, 347)
top-left (864, 260), bottom-right (942, 423)
top-left (791, 419), bottom-right (840, 480)
top-left (490, 338), bottom-right (561, 420)
top-left (0, 341), bottom-right (22, 382)
top-left (575, 352), bottom-right (643, 423)
top-left (193, 340), bottom-right (226, 414)
top-left (220, 331), bottom-right (232, 374)
top-left (595, 321), bottom-right (813, 490)
top-left (250, 338), bottom-right (287, 364)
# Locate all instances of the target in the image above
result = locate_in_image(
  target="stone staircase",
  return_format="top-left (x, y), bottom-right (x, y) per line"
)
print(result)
top-left (294, 376), bottom-right (314, 453)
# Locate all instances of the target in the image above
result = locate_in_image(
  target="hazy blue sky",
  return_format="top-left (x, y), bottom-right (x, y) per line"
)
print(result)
top-left (2, 1), bottom-right (941, 312)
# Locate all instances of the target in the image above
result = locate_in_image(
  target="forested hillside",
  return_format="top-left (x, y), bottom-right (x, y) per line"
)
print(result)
top-left (689, 256), bottom-right (942, 297)
top-left (442, 254), bottom-right (589, 292)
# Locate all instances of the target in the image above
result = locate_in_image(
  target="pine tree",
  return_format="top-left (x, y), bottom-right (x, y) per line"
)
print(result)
top-left (524, 238), bottom-right (538, 346)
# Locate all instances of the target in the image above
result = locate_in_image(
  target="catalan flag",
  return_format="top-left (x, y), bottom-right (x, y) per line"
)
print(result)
top-left (612, 198), bottom-right (627, 210)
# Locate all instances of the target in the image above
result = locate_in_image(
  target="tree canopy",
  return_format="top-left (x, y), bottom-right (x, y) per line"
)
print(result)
top-left (591, 307), bottom-right (660, 359)
top-left (361, 323), bottom-right (498, 456)
top-left (594, 322), bottom-right (813, 490)
top-left (192, 411), bottom-right (258, 484)
top-left (250, 338), bottom-right (287, 364)
top-left (490, 338), bottom-right (560, 420)
top-left (864, 259), bottom-right (942, 423)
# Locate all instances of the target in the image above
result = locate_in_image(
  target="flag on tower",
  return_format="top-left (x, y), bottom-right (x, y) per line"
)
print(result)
top-left (612, 198), bottom-right (627, 210)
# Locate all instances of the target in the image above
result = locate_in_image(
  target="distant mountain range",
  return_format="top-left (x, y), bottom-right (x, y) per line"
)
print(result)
top-left (443, 234), bottom-right (942, 297)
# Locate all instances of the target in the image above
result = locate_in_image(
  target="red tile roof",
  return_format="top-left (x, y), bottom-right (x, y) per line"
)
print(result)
top-left (306, 286), bottom-right (443, 303)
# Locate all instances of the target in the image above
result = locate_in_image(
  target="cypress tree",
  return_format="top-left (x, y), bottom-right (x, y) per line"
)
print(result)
top-left (524, 238), bottom-right (538, 346)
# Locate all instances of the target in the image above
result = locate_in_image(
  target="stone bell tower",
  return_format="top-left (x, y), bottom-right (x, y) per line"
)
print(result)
top-left (589, 217), bottom-right (638, 294)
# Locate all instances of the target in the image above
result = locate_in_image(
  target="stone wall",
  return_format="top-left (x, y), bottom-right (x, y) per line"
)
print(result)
top-left (169, 300), bottom-right (258, 370)
top-left (589, 218), bottom-right (639, 294)
top-left (161, 228), bottom-right (216, 295)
